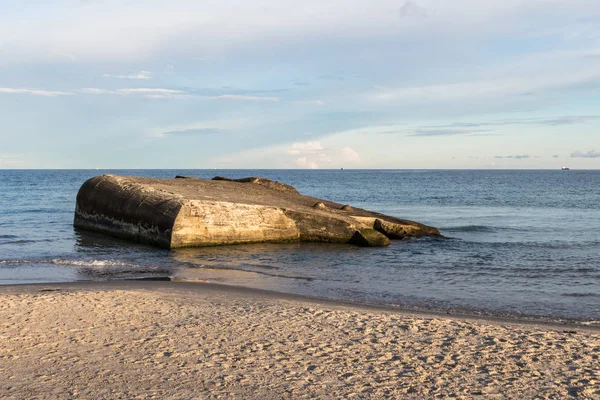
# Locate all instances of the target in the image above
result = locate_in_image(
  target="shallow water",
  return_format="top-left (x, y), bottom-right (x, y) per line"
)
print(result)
top-left (1, 169), bottom-right (599, 323)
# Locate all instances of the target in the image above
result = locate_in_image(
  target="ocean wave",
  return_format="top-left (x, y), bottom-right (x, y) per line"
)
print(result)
top-left (561, 292), bottom-right (600, 298)
top-left (441, 225), bottom-right (528, 233)
top-left (0, 239), bottom-right (54, 245)
top-left (199, 265), bottom-right (314, 281)
top-left (0, 259), bottom-right (135, 268)
top-left (52, 259), bottom-right (135, 268)
top-left (0, 235), bottom-right (18, 239)
top-left (441, 225), bottom-right (497, 233)
top-left (3, 208), bottom-right (71, 215)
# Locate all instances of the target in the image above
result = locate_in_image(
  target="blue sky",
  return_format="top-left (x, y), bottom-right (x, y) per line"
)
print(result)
top-left (1, 0), bottom-right (599, 169)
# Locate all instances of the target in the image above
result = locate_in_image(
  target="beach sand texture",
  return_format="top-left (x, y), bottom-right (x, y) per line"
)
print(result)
top-left (1, 285), bottom-right (598, 399)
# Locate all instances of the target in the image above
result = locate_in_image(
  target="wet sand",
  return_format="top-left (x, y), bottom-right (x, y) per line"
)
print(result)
top-left (1, 281), bottom-right (599, 399)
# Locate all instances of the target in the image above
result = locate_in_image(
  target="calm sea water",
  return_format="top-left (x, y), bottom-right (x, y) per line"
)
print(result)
top-left (1, 169), bottom-right (599, 323)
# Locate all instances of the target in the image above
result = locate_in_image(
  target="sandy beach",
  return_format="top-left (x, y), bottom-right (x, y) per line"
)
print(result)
top-left (0, 282), bottom-right (598, 399)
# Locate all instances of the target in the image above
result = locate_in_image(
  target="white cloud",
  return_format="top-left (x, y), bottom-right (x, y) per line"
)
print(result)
top-left (288, 141), bottom-right (328, 167)
top-left (102, 70), bottom-right (152, 80)
top-left (0, 88), bottom-right (73, 97)
top-left (0, 153), bottom-right (27, 167)
top-left (214, 138), bottom-right (363, 169)
top-left (81, 87), bottom-right (187, 98)
top-left (80, 89), bottom-right (281, 100)
top-left (118, 88), bottom-right (185, 98)
top-left (288, 141), bottom-right (324, 155)
top-left (210, 95), bottom-right (280, 102)
top-left (341, 146), bottom-right (361, 162)
top-left (150, 119), bottom-right (250, 138)
top-left (571, 150), bottom-right (600, 158)
top-left (3, 0), bottom-right (598, 63)
top-left (295, 99), bottom-right (326, 106)
top-left (80, 88), bottom-right (114, 95)
top-left (495, 154), bottom-right (530, 160)
top-left (369, 68), bottom-right (600, 103)
top-left (418, 115), bottom-right (600, 129)
top-left (294, 156), bottom-right (318, 169)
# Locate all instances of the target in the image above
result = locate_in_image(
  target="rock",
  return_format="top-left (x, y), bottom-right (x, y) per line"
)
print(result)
top-left (374, 219), bottom-right (406, 239)
top-left (74, 174), bottom-right (441, 249)
top-left (341, 205), bottom-right (353, 211)
top-left (212, 176), bottom-right (299, 194)
top-left (374, 218), bottom-right (441, 239)
top-left (349, 229), bottom-right (391, 247)
top-left (312, 202), bottom-right (327, 210)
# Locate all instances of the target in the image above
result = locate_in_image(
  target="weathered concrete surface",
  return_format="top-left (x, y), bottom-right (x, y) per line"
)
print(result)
top-left (349, 229), bottom-right (392, 247)
top-left (74, 174), bottom-right (441, 249)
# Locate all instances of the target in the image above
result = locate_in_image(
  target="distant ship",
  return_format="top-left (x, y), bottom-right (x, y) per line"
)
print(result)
top-left (561, 166), bottom-right (570, 170)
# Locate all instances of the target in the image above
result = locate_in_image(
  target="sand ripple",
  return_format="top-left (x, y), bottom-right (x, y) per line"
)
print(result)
top-left (0, 288), bottom-right (598, 399)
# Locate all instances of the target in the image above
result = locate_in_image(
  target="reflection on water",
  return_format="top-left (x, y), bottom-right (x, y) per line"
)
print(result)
top-left (71, 229), bottom-right (177, 280)
top-left (171, 242), bottom-right (354, 276)
top-left (170, 243), bottom-right (343, 292)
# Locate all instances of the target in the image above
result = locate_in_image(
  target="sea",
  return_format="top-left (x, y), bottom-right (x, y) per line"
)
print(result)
top-left (1, 169), bottom-right (599, 325)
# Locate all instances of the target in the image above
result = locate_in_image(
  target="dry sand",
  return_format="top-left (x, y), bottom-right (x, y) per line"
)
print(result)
top-left (0, 282), bottom-right (598, 399)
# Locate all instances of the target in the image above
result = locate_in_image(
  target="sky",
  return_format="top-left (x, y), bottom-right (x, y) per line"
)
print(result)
top-left (1, 0), bottom-right (599, 169)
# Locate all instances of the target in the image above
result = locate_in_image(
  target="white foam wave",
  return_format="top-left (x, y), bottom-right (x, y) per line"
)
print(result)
top-left (0, 259), bottom-right (134, 268)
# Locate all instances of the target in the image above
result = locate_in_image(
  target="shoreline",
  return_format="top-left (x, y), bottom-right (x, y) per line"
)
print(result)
top-left (2, 280), bottom-right (599, 332)
top-left (1, 281), bottom-right (599, 398)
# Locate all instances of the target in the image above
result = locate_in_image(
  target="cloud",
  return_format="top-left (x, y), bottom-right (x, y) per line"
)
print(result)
top-left (0, 88), bottom-right (73, 97)
top-left (295, 156), bottom-right (319, 169)
top-left (285, 141), bottom-right (362, 168)
top-left (150, 119), bottom-right (250, 139)
top-left (538, 115), bottom-right (600, 125)
top-left (288, 141), bottom-right (324, 155)
top-left (319, 74), bottom-right (345, 81)
top-left (102, 71), bottom-right (152, 80)
top-left (215, 141), bottom-right (335, 169)
top-left (209, 95), bottom-right (280, 102)
top-left (571, 150), bottom-right (600, 158)
top-left (409, 128), bottom-right (493, 137)
top-left (495, 155), bottom-right (530, 160)
top-left (399, 0), bottom-right (427, 18)
top-left (421, 115), bottom-right (600, 129)
top-left (4, 2), bottom-right (600, 170)
top-left (81, 88), bottom-right (187, 98)
top-left (0, 153), bottom-right (27, 167)
top-left (118, 88), bottom-right (186, 98)
top-left (80, 88), bottom-right (284, 101)
top-left (341, 146), bottom-right (361, 163)
top-left (295, 99), bottom-right (326, 106)
top-left (369, 70), bottom-right (600, 103)
top-left (292, 81), bottom-right (310, 87)
top-left (80, 88), bottom-right (114, 95)
top-left (2, 0), bottom-right (599, 65)
top-left (278, 141), bottom-right (330, 168)
top-left (162, 128), bottom-right (225, 136)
